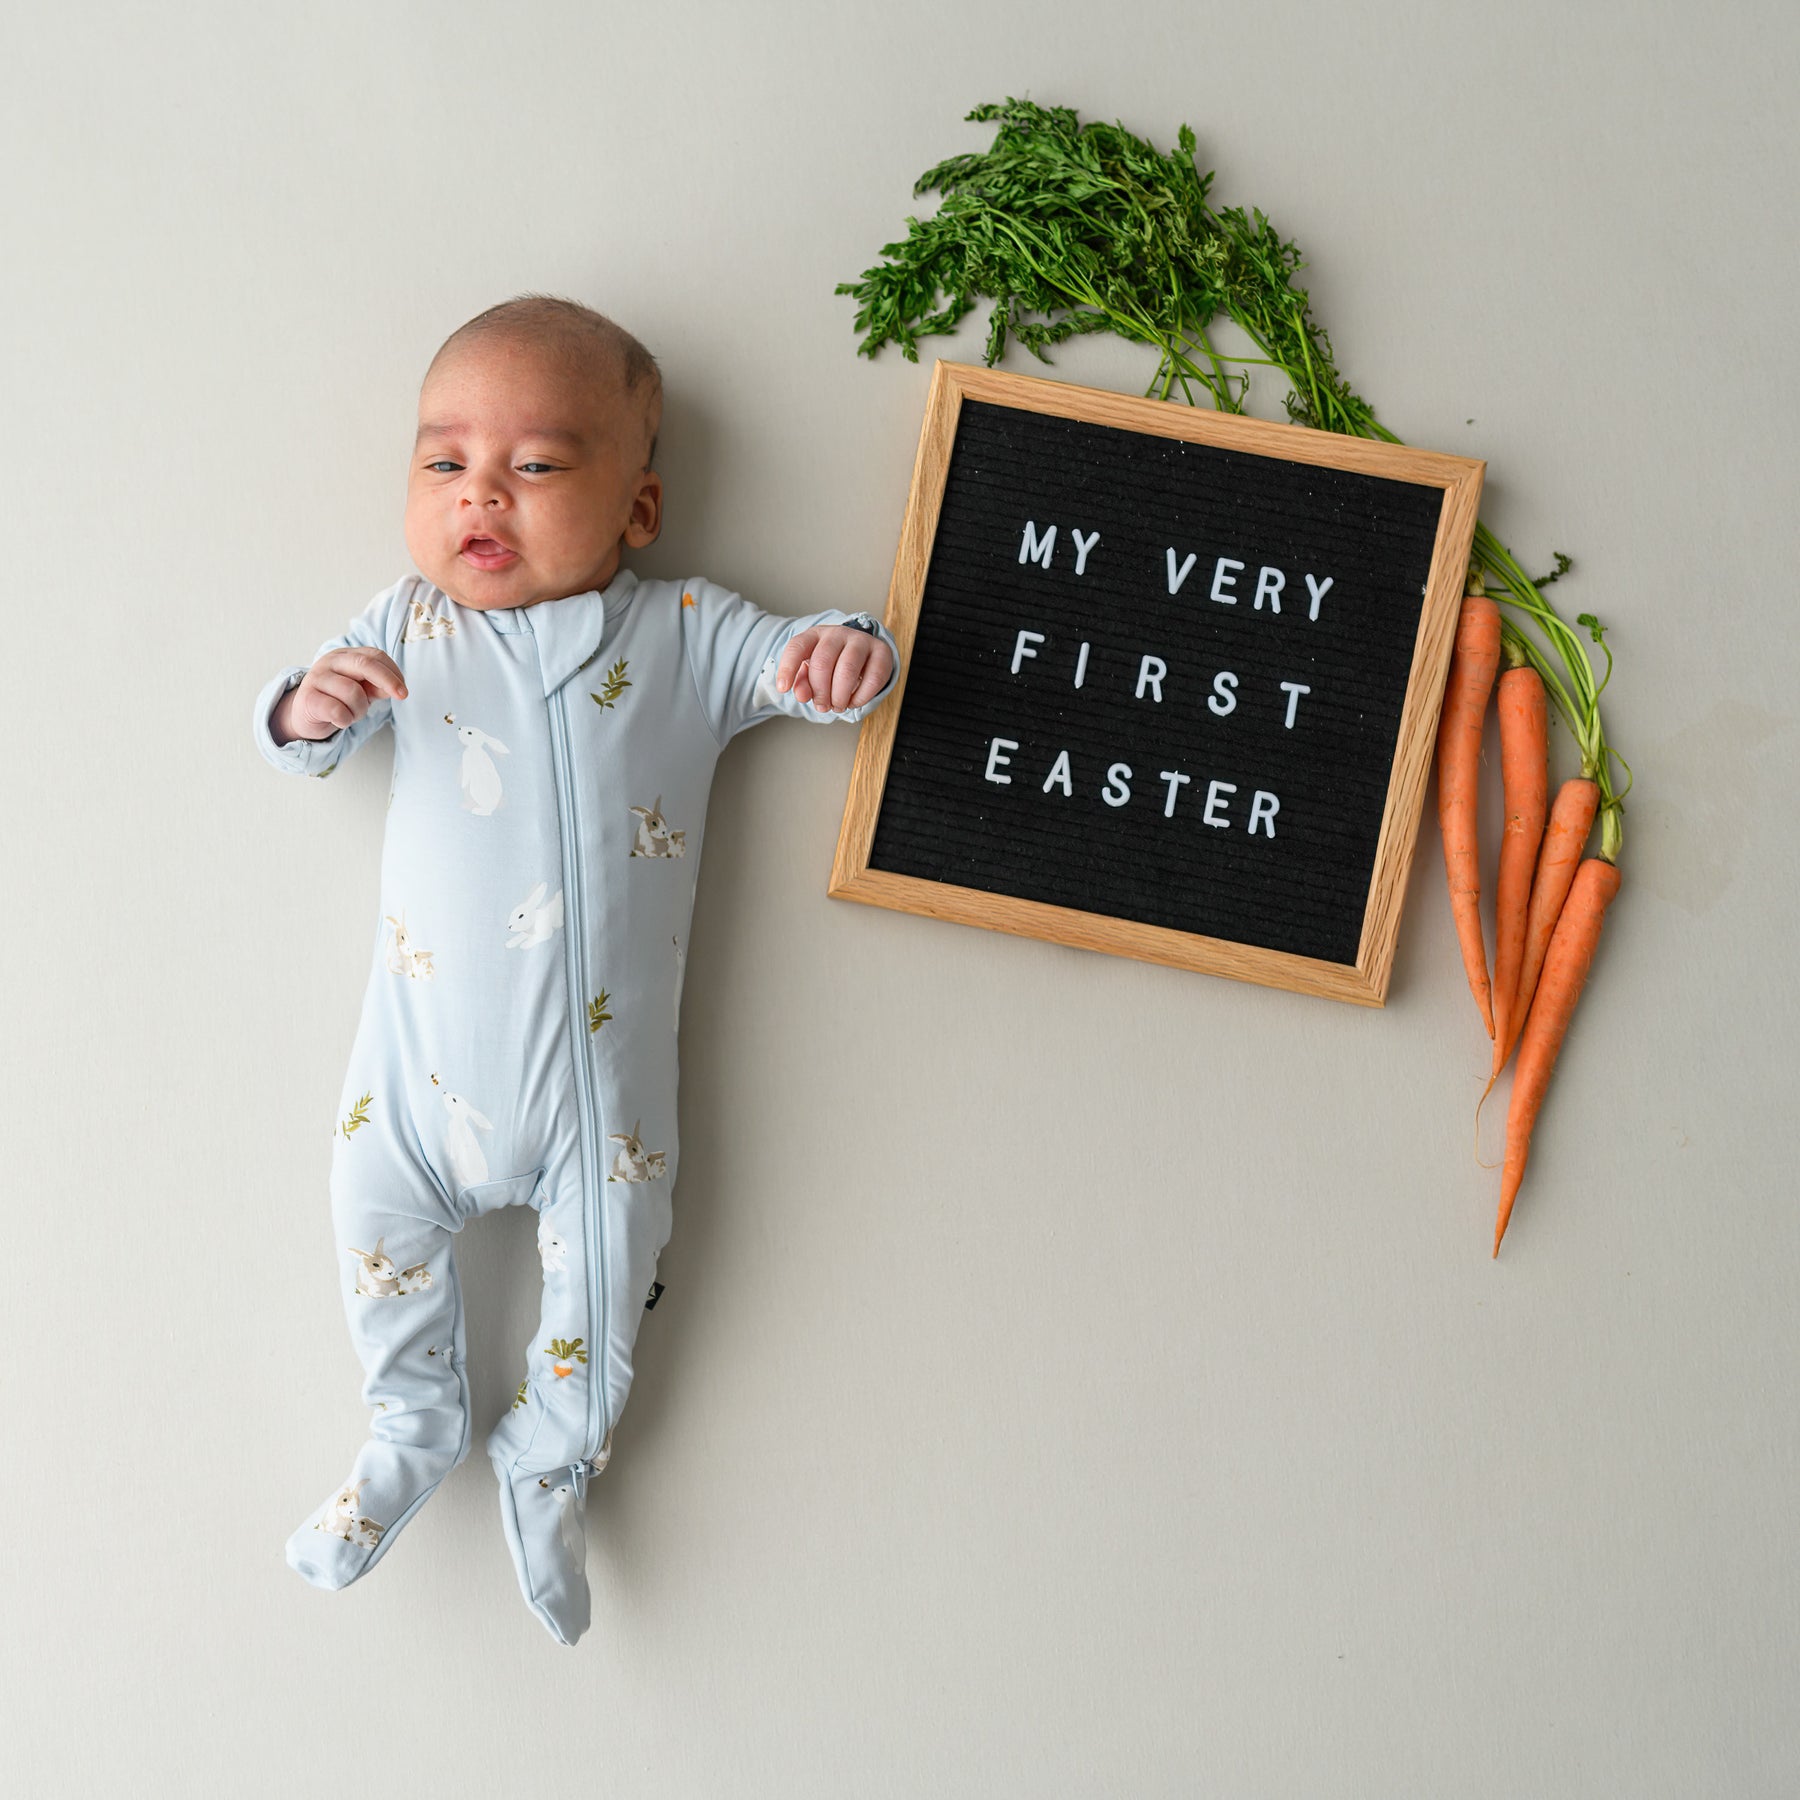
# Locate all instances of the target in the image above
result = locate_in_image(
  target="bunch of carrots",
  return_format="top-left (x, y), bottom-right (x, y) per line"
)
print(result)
top-left (1436, 529), bottom-right (1630, 1255)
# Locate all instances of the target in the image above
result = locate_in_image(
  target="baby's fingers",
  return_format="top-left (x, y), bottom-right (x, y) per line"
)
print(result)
top-left (826, 637), bottom-right (876, 710)
top-left (304, 669), bottom-right (374, 730)
top-left (321, 646), bottom-right (409, 701)
top-left (848, 641), bottom-right (892, 708)
top-left (800, 642), bottom-right (844, 709)
top-left (775, 629), bottom-right (820, 694)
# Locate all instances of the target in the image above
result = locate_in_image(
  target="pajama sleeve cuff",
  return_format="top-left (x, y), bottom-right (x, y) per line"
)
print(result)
top-left (252, 666), bottom-right (352, 777)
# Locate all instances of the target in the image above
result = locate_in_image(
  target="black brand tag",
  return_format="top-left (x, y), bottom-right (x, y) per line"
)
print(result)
top-left (645, 1280), bottom-right (665, 1311)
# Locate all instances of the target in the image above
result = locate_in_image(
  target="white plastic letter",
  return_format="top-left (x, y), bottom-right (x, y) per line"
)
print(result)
top-left (1279, 681), bottom-right (1311, 729)
top-left (1305, 573), bottom-right (1334, 621)
top-left (1159, 770), bottom-right (1192, 818)
top-left (1248, 790), bottom-right (1280, 837)
top-left (1071, 528), bottom-right (1101, 576)
top-left (1208, 671), bottom-right (1239, 717)
top-left (1019, 522), bottom-right (1056, 569)
top-left (1102, 763), bottom-right (1133, 808)
top-left (985, 737), bottom-right (1017, 784)
top-left (1073, 641), bottom-right (1090, 689)
top-left (1167, 548), bottom-right (1198, 595)
top-left (1043, 750), bottom-right (1073, 796)
top-left (1253, 566), bottom-right (1285, 612)
top-left (1202, 779), bottom-right (1237, 828)
top-left (1011, 629), bottom-right (1045, 675)
top-left (1211, 557), bottom-right (1244, 604)
top-left (1136, 655), bottom-right (1167, 702)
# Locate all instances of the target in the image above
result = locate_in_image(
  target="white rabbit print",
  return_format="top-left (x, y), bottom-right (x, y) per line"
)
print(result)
top-left (435, 1078), bottom-right (493, 1189)
top-left (590, 1429), bottom-right (614, 1475)
top-left (444, 713), bottom-right (509, 816)
top-left (350, 1237), bottom-right (434, 1298)
top-left (537, 1218), bottom-right (568, 1274)
top-left (607, 1118), bottom-right (668, 1183)
top-left (628, 796), bottom-right (686, 859)
top-left (506, 883), bottom-right (565, 950)
top-left (317, 1479), bottom-right (384, 1549)
top-left (403, 593), bottom-right (457, 642)
top-left (384, 913), bottom-right (436, 979)
top-left (541, 1478), bottom-right (587, 1567)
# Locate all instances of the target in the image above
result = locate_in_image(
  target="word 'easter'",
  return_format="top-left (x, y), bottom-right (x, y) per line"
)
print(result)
top-left (983, 739), bottom-right (1281, 835)
top-left (1017, 521), bottom-right (1336, 618)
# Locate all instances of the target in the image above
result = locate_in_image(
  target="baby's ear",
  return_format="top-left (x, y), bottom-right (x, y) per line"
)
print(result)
top-left (624, 467), bottom-right (663, 548)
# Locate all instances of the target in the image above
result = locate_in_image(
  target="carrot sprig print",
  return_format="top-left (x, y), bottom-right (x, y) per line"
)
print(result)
top-left (590, 659), bottom-right (631, 711)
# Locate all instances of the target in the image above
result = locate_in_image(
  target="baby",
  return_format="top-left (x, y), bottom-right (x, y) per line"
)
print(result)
top-left (254, 295), bottom-right (899, 1644)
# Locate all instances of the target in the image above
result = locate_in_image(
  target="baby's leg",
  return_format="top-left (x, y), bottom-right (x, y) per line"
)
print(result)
top-left (285, 1108), bottom-right (468, 1592)
top-left (486, 1167), bottom-right (602, 1646)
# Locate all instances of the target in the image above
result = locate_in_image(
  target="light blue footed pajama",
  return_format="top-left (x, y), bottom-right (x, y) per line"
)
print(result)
top-left (253, 567), bottom-right (898, 1644)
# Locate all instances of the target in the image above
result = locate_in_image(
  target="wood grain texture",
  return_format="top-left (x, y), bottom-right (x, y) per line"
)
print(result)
top-left (831, 360), bottom-right (1484, 1006)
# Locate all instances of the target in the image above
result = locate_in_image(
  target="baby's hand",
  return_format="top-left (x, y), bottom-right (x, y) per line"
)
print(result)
top-left (775, 625), bottom-right (894, 713)
top-left (273, 648), bottom-right (409, 744)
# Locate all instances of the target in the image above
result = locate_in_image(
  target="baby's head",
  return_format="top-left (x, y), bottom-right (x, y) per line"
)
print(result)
top-left (405, 295), bottom-right (664, 611)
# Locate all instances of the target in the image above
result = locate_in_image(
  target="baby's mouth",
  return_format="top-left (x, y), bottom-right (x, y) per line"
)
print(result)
top-left (460, 536), bottom-right (519, 570)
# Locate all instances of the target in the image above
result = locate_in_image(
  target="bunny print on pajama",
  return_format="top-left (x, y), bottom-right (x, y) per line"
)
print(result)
top-left (253, 566), bottom-right (898, 1644)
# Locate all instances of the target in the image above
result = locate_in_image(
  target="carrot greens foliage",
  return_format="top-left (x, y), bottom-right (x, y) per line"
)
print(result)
top-left (836, 97), bottom-right (1629, 858)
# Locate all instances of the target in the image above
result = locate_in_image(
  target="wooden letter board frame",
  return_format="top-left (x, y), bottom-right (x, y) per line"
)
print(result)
top-left (828, 361), bottom-right (1485, 1006)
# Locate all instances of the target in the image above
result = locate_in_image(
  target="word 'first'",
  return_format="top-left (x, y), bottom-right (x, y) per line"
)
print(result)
top-left (1011, 632), bottom-right (1313, 730)
top-left (1018, 522), bottom-right (1335, 618)
top-left (984, 740), bottom-right (1281, 836)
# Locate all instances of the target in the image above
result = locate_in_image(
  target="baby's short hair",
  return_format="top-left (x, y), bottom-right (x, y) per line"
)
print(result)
top-left (430, 294), bottom-right (663, 468)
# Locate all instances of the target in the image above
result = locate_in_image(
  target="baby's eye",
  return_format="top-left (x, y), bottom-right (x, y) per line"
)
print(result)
top-left (424, 460), bottom-right (462, 474)
top-left (517, 462), bottom-right (559, 474)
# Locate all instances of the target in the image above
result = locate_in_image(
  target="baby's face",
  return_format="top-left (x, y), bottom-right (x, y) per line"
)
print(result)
top-left (405, 338), bottom-right (662, 611)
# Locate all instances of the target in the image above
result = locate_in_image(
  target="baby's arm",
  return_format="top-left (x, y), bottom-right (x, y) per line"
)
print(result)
top-left (252, 580), bottom-right (411, 776)
top-left (681, 579), bottom-right (902, 745)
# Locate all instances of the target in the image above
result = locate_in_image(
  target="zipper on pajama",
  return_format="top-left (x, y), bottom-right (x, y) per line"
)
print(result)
top-left (548, 682), bottom-right (609, 1464)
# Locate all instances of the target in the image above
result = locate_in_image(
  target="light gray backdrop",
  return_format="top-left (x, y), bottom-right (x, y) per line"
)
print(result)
top-left (2, 3), bottom-right (1794, 1795)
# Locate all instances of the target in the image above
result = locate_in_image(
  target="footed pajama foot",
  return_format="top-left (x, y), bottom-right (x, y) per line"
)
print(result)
top-left (493, 1448), bottom-right (591, 1645)
top-left (286, 1436), bottom-right (463, 1591)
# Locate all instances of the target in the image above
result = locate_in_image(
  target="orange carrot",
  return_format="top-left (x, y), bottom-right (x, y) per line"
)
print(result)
top-left (1437, 593), bottom-right (1502, 1037)
top-left (1488, 665), bottom-right (1548, 1073)
top-left (1494, 856), bottom-right (1622, 1255)
top-left (1497, 777), bottom-right (1600, 1073)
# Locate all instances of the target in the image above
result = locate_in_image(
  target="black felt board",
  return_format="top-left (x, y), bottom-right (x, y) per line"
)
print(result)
top-left (866, 399), bottom-right (1447, 966)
